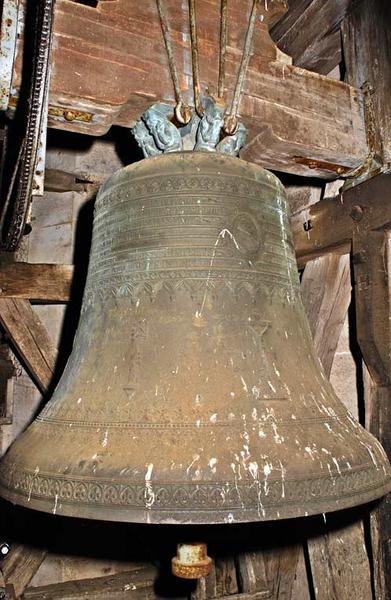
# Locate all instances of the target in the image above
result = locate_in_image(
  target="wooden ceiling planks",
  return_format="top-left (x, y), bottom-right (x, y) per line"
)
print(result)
top-left (271, 0), bottom-right (350, 74)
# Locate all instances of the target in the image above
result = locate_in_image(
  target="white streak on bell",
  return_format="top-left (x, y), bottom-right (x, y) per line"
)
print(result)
top-left (145, 463), bottom-right (155, 509)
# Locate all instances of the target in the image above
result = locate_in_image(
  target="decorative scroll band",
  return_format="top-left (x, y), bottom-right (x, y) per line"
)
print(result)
top-left (0, 464), bottom-right (388, 512)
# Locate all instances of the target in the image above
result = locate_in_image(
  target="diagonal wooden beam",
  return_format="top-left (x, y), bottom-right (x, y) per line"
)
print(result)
top-left (0, 299), bottom-right (57, 392)
top-left (22, 565), bottom-right (159, 599)
top-left (1, 543), bottom-right (47, 599)
top-left (301, 253), bottom-right (351, 376)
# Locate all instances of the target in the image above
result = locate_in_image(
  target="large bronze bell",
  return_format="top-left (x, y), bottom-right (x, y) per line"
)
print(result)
top-left (0, 152), bottom-right (390, 524)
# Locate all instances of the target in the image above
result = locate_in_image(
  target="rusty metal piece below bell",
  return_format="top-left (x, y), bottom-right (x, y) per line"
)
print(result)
top-left (0, 152), bottom-right (390, 524)
top-left (172, 543), bottom-right (212, 579)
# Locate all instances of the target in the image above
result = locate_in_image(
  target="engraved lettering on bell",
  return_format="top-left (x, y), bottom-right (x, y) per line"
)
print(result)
top-left (0, 152), bottom-right (390, 525)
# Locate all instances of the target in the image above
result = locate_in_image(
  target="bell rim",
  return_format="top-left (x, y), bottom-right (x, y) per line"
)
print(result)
top-left (0, 477), bottom-right (389, 524)
top-left (0, 467), bottom-right (389, 524)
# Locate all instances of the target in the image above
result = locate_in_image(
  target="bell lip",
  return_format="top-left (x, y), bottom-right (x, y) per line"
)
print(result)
top-left (1, 477), bottom-right (390, 525)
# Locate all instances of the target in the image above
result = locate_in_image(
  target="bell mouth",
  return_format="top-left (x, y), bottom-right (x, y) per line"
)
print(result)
top-left (0, 468), bottom-right (390, 525)
top-left (0, 415), bottom-right (390, 525)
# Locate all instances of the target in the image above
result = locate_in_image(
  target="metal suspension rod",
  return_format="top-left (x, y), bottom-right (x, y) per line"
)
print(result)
top-left (156, 0), bottom-right (192, 124)
top-left (218, 0), bottom-right (228, 99)
top-left (188, 0), bottom-right (204, 116)
top-left (224, 0), bottom-right (259, 134)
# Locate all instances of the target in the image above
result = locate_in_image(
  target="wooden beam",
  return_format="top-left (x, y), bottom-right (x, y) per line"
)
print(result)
top-left (215, 556), bottom-right (239, 596)
top-left (11, 0), bottom-right (367, 178)
top-left (307, 518), bottom-right (373, 600)
top-left (263, 545), bottom-right (301, 600)
top-left (271, 0), bottom-right (350, 75)
top-left (352, 232), bottom-right (391, 386)
top-left (235, 545), bottom-right (300, 600)
top-left (291, 173), bottom-right (391, 267)
top-left (285, 185), bottom-right (323, 217)
top-left (367, 384), bottom-right (391, 600)
top-left (301, 253), bottom-right (373, 600)
top-left (0, 299), bottom-right (57, 392)
top-left (192, 556), bottom-right (240, 599)
top-left (236, 552), bottom-right (269, 594)
top-left (342, 0), bottom-right (391, 165)
top-left (301, 254), bottom-right (351, 376)
top-left (1, 544), bottom-right (47, 599)
top-left (341, 5), bottom-right (391, 591)
top-left (44, 168), bottom-right (99, 193)
top-left (352, 231), bottom-right (391, 599)
top-left (22, 566), bottom-right (158, 599)
top-left (0, 262), bottom-right (73, 302)
top-left (340, 6), bottom-right (391, 589)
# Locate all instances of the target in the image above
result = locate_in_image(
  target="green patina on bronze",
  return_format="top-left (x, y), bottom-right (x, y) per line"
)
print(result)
top-left (0, 152), bottom-right (390, 523)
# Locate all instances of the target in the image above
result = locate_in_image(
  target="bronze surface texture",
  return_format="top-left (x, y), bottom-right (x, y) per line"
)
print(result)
top-left (0, 152), bottom-right (390, 523)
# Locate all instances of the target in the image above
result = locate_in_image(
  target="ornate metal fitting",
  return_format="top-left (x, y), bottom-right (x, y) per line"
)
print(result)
top-left (194, 96), bottom-right (224, 151)
top-left (132, 120), bottom-right (162, 157)
top-left (132, 98), bottom-right (248, 157)
top-left (142, 103), bottom-right (182, 154)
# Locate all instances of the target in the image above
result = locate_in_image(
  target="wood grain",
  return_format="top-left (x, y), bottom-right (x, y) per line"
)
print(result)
top-left (0, 299), bottom-right (57, 392)
top-left (301, 253), bottom-right (373, 600)
top-left (291, 173), bottom-right (391, 267)
top-left (342, 0), bottom-right (391, 164)
top-left (13, 0), bottom-right (368, 178)
top-left (236, 551), bottom-right (269, 594)
top-left (263, 545), bottom-right (302, 600)
top-left (352, 231), bottom-right (391, 599)
top-left (307, 519), bottom-right (373, 600)
top-left (22, 566), bottom-right (158, 599)
top-left (2, 544), bottom-right (47, 598)
top-left (271, 0), bottom-right (350, 74)
top-left (0, 262), bottom-right (73, 302)
top-left (343, 5), bottom-right (391, 588)
top-left (301, 254), bottom-right (351, 376)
